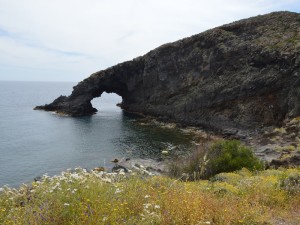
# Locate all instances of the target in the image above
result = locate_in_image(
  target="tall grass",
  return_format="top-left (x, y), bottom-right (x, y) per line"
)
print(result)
top-left (1, 167), bottom-right (299, 224)
top-left (168, 140), bottom-right (264, 180)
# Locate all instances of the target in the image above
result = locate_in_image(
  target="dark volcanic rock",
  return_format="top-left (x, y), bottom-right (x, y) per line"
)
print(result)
top-left (35, 11), bottom-right (300, 131)
top-left (270, 155), bottom-right (300, 168)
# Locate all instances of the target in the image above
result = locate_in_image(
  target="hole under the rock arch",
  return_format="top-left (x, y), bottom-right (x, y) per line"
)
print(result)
top-left (91, 92), bottom-right (122, 113)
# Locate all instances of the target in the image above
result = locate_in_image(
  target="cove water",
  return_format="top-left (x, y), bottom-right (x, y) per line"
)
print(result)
top-left (0, 81), bottom-right (193, 187)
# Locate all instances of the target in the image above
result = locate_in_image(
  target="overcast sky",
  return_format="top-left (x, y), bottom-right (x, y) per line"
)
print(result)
top-left (0, 0), bottom-right (299, 82)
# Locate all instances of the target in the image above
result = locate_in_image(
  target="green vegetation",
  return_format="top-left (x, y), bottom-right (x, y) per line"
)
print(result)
top-left (169, 140), bottom-right (264, 180)
top-left (1, 140), bottom-right (299, 224)
top-left (208, 140), bottom-right (264, 175)
top-left (273, 127), bottom-right (287, 134)
top-left (0, 167), bottom-right (299, 225)
top-left (275, 145), bottom-right (296, 152)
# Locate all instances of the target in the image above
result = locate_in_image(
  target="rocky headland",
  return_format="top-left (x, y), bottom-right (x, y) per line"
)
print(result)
top-left (35, 11), bottom-right (300, 166)
top-left (36, 12), bottom-right (299, 130)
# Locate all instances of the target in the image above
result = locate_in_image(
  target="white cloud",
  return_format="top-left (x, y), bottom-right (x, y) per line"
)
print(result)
top-left (0, 0), bottom-right (299, 81)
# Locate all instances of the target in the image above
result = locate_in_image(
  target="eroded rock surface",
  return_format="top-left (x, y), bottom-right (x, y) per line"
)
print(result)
top-left (249, 117), bottom-right (300, 167)
top-left (35, 11), bottom-right (300, 131)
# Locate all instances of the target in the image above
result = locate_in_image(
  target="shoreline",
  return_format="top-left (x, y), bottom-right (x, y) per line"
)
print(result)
top-left (2, 114), bottom-right (299, 188)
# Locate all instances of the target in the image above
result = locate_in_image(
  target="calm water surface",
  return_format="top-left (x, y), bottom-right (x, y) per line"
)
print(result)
top-left (0, 81), bottom-right (194, 187)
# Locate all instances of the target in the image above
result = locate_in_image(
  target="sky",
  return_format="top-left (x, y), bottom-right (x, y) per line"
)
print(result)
top-left (0, 0), bottom-right (299, 82)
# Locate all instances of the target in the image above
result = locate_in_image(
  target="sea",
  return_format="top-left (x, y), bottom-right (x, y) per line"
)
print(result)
top-left (0, 81), bottom-right (194, 187)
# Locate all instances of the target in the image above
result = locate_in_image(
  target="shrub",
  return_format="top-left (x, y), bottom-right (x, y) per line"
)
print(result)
top-left (168, 144), bottom-right (210, 181)
top-left (168, 140), bottom-right (264, 180)
top-left (205, 140), bottom-right (264, 178)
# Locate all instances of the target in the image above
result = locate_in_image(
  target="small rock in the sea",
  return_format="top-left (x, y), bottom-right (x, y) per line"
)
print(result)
top-left (93, 167), bottom-right (105, 172)
top-left (111, 159), bottom-right (119, 163)
top-left (134, 163), bottom-right (141, 168)
top-left (34, 176), bottom-right (42, 182)
top-left (146, 166), bottom-right (154, 172)
top-left (112, 165), bottom-right (129, 173)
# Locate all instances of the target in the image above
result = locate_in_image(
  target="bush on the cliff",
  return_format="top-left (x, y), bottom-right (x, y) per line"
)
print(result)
top-left (207, 140), bottom-right (264, 177)
top-left (168, 140), bottom-right (264, 180)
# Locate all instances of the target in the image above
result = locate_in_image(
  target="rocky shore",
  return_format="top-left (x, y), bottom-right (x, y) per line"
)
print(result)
top-left (104, 116), bottom-right (300, 173)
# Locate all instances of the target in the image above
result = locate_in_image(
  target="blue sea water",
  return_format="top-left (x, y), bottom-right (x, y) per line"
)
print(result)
top-left (0, 81), bottom-right (193, 187)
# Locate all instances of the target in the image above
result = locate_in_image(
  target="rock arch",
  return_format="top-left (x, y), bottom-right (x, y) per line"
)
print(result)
top-left (35, 12), bottom-right (300, 131)
top-left (35, 57), bottom-right (145, 116)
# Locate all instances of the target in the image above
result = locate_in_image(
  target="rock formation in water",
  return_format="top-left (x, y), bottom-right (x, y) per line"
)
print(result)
top-left (35, 11), bottom-right (300, 131)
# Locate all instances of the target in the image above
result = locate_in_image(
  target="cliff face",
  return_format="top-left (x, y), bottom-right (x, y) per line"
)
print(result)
top-left (35, 12), bottom-right (300, 131)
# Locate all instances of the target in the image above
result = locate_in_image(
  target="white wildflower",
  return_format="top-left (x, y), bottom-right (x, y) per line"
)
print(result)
top-left (144, 195), bottom-right (150, 198)
top-left (59, 176), bottom-right (67, 181)
top-left (70, 173), bottom-right (81, 180)
top-left (64, 203), bottom-right (70, 206)
top-left (154, 205), bottom-right (160, 209)
top-left (144, 209), bottom-right (150, 214)
top-left (143, 203), bottom-right (151, 209)
top-left (115, 188), bottom-right (122, 194)
top-left (100, 177), bottom-right (112, 183)
top-left (118, 170), bottom-right (125, 175)
top-left (102, 217), bottom-right (108, 222)
top-left (42, 174), bottom-right (49, 179)
top-left (110, 172), bottom-right (118, 176)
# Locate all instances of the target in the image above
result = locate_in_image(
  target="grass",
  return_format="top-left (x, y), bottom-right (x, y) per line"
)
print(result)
top-left (1, 167), bottom-right (300, 225)
top-left (275, 145), bottom-right (296, 153)
top-left (168, 140), bottom-right (264, 180)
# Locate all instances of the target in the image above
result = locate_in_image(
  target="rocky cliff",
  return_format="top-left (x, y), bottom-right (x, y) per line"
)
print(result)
top-left (35, 11), bottom-right (300, 131)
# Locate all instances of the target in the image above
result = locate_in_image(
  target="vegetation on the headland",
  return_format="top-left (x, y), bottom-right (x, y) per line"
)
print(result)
top-left (1, 166), bottom-right (300, 225)
top-left (0, 140), bottom-right (299, 224)
top-left (168, 140), bottom-right (264, 180)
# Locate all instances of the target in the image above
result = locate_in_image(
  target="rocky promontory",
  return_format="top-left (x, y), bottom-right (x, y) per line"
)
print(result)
top-left (35, 11), bottom-right (300, 132)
